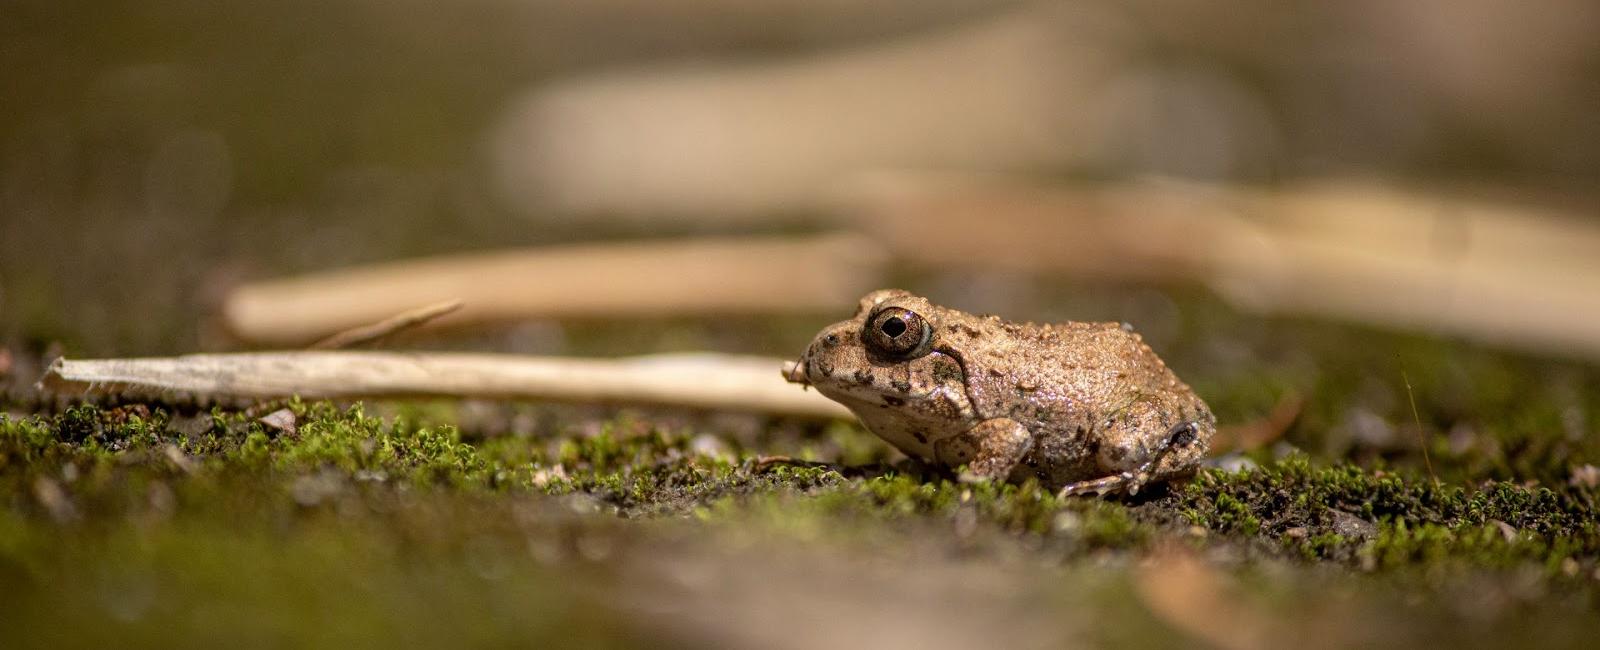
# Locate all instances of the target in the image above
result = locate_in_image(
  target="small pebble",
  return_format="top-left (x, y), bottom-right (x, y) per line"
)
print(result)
top-left (1327, 508), bottom-right (1377, 541)
top-left (1052, 510), bottom-right (1082, 533)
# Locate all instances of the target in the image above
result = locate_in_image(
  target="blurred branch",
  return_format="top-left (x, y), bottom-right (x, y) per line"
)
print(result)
top-left (842, 173), bottom-right (1600, 360)
top-left (222, 233), bottom-right (886, 346)
top-left (40, 352), bottom-right (852, 420)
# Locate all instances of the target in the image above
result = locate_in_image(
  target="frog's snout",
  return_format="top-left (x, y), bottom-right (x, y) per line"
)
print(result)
top-left (787, 320), bottom-right (856, 386)
top-left (782, 359), bottom-right (809, 385)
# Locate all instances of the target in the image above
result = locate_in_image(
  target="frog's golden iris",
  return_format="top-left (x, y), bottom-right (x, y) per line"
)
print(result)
top-left (864, 306), bottom-right (932, 360)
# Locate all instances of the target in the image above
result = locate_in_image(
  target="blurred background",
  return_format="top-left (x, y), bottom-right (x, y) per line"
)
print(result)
top-left (4, 0), bottom-right (1597, 356)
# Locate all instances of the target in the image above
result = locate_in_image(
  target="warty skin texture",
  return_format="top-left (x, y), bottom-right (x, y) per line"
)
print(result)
top-left (785, 289), bottom-right (1214, 496)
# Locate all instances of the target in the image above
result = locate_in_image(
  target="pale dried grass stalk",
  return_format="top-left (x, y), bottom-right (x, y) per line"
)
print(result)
top-left (40, 352), bottom-right (852, 420)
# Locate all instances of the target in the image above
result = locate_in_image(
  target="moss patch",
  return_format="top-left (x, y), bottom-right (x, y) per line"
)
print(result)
top-left (1178, 457), bottom-right (1600, 572)
top-left (3, 380), bottom-right (1600, 646)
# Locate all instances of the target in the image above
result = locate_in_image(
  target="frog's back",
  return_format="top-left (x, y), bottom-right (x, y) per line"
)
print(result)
top-left (951, 317), bottom-right (1201, 433)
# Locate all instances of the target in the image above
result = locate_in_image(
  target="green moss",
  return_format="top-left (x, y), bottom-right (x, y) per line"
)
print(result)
top-left (1178, 454), bottom-right (1600, 569)
top-left (2, 393), bottom-right (1599, 648)
top-left (9, 402), bottom-right (1596, 572)
top-left (0, 413), bottom-right (56, 463)
top-left (0, 491), bottom-right (639, 648)
top-left (272, 402), bottom-right (488, 486)
top-left (1202, 491), bottom-right (1263, 536)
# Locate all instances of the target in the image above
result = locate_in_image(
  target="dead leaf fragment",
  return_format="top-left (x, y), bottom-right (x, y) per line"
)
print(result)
top-left (257, 408), bottom-right (298, 437)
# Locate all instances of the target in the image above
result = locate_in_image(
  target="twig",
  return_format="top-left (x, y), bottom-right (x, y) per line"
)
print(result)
top-left (1207, 393), bottom-right (1304, 456)
top-left (38, 351), bottom-right (853, 420)
top-left (309, 300), bottom-right (464, 350)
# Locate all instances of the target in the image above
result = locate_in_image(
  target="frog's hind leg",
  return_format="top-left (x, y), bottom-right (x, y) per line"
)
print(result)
top-left (1058, 420), bottom-right (1202, 497)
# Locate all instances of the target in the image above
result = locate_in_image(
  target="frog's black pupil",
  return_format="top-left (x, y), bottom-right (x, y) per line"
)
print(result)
top-left (881, 316), bottom-right (907, 338)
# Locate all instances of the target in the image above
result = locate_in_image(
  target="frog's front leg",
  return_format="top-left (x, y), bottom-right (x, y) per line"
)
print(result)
top-left (1058, 421), bottom-right (1201, 497)
top-left (935, 418), bottom-right (1033, 483)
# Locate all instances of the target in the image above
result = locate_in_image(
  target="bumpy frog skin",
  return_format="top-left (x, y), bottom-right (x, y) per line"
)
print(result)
top-left (783, 289), bottom-right (1214, 496)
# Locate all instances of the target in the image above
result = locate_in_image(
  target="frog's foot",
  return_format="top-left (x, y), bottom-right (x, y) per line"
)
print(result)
top-left (1058, 421), bottom-right (1201, 498)
top-left (1057, 471), bottom-right (1143, 497)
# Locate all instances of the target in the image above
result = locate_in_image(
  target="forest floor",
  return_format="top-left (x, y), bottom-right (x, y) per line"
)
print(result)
top-left (4, 284), bottom-right (1599, 649)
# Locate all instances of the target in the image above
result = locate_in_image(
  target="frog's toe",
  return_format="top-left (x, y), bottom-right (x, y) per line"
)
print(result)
top-left (1057, 471), bottom-right (1146, 498)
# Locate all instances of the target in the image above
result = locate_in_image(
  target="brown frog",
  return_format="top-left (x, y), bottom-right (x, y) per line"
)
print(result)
top-left (783, 289), bottom-right (1214, 496)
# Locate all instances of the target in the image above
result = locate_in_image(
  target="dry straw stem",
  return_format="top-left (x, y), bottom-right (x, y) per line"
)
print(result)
top-left (222, 233), bottom-right (887, 346)
top-left (40, 352), bottom-right (852, 420)
top-left (842, 173), bottom-right (1600, 360)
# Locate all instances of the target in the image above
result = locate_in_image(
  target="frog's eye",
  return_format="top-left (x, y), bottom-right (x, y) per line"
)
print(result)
top-left (864, 306), bottom-right (932, 360)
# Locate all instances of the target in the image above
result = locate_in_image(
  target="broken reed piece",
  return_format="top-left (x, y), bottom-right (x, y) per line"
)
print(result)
top-left (221, 233), bottom-right (888, 347)
top-left (309, 299), bottom-right (464, 350)
top-left (841, 172), bottom-right (1600, 361)
top-left (40, 352), bottom-right (853, 420)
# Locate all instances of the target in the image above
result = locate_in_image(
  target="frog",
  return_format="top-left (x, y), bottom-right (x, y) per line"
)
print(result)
top-left (782, 289), bottom-right (1214, 497)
